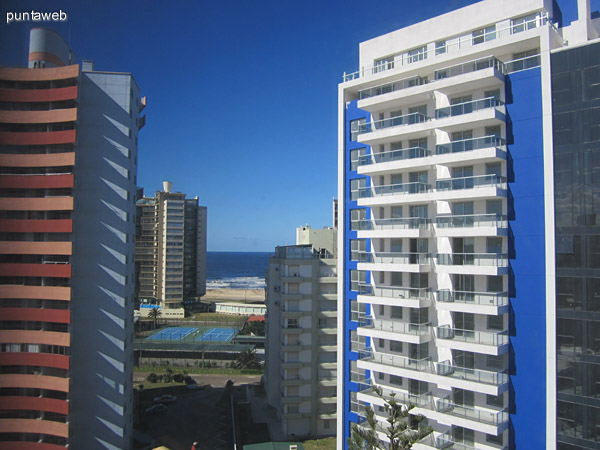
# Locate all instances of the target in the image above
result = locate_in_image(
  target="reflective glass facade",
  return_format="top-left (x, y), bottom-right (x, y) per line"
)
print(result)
top-left (552, 41), bottom-right (600, 449)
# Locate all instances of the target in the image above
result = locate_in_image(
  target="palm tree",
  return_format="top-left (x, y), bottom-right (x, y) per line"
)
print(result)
top-left (148, 307), bottom-right (161, 330)
top-left (234, 349), bottom-right (262, 370)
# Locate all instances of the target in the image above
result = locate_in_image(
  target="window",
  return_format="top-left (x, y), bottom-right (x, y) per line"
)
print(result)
top-left (487, 354), bottom-right (504, 369)
top-left (350, 118), bottom-right (366, 141)
top-left (512, 13), bottom-right (538, 34)
top-left (488, 275), bottom-right (504, 292)
top-left (487, 314), bottom-right (504, 331)
top-left (350, 209), bottom-right (366, 231)
top-left (390, 375), bottom-right (403, 386)
top-left (351, 270), bottom-right (366, 291)
top-left (484, 89), bottom-right (501, 100)
top-left (451, 130), bottom-right (473, 141)
top-left (407, 46), bottom-right (427, 64)
top-left (473, 25), bottom-right (496, 45)
top-left (391, 306), bottom-right (403, 319)
top-left (287, 318), bottom-right (298, 329)
top-left (378, 371), bottom-right (385, 380)
top-left (390, 340), bottom-right (403, 352)
top-left (350, 148), bottom-right (367, 170)
top-left (374, 56), bottom-right (394, 73)
top-left (487, 237), bottom-right (503, 254)
top-left (351, 239), bottom-right (366, 261)
top-left (487, 393), bottom-right (504, 407)
top-left (350, 178), bottom-right (366, 201)
top-left (379, 338), bottom-right (386, 350)
top-left (487, 433), bottom-right (504, 445)
top-left (323, 419), bottom-right (331, 429)
top-left (510, 48), bottom-right (540, 72)
top-left (390, 238), bottom-right (403, 252)
top-left (435, 40), bottom-right (446, 55)
top-left (391, 272), bottom-right (403, 286)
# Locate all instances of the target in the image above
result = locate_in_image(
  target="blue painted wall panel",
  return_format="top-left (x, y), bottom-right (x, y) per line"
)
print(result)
top-left (505, 67), bottom-right (547, 449)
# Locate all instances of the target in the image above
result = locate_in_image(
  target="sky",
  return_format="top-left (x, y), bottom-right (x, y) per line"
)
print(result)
top-left (0, 0), bottom-right (482, 251)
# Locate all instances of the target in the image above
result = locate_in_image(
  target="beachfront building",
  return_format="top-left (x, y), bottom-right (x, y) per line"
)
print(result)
top-left (135, 181), bottom-right (207, 318)
top-left (0, 28), bottom-right (143, 448)
top-left (337, 1), bottom-right (600, 449)
top-left (265, 226), bottom-right (338, 437)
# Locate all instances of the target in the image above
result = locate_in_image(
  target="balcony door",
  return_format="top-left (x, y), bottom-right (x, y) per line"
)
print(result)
top-left (453, 274), bottom-right (474, 302)
top-left (453, 312), bottom-right (475, 340)
top-left (453, 237), bottom-right (474, 265)
top-left (410, 238), bottom-right (428, 264)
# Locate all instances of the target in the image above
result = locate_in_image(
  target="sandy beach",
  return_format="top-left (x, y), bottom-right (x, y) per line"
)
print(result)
top-left (203, 288), bottom-right (265, 302)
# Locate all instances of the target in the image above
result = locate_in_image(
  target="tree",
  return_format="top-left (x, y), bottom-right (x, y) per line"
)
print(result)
top-left (148, 307), bottom-right (161, 330)
top-left (233, 349), bottom-right (262, 370)
top-left (347, 386), bottom-right (432, 450)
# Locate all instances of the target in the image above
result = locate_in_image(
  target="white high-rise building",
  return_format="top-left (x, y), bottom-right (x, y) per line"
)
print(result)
top-left (337, 1), bottom-right (600, 449)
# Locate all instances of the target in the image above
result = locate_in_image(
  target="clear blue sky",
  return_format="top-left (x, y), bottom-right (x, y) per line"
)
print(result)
top-left (0, 0), bottom-right (481, 251)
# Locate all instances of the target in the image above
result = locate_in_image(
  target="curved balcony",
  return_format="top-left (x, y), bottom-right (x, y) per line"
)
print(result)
top-left (435, 214), bottom-right (507, 237)
top-left (435, 97), bottom-right (503, 119)
top-left (436, 360), bottom-right (508, 388)
top-left (358, 146), bottom-right (430, 167)
top-left (0, 262), bottom-right (71, 278)
top-left (0, 129), bottom-right (76, 146)
top-left (434, 395), bottom-right (508, 428)
top-left (0, 396), bottom-right (68, 415)
top-left (0, 418), bottom-right (68, 439)
top-left (0, 85), bottom-right (78, 103)
top-left (0, 64), bottom-right (79, 82)
top-left (0, 330), bottom-right (70, 347)
top-left (437, 290), bottom-right (508, 307)
top-left (0, 197), bottom-right (73, 211)
top-left (0, 152), bottom-right (75, 168)
top-left (0, 353), bottom-right (69, 370)
top-left (435, 174), bottom-right (506, 192)
top-left (0, 241), bottom-right (72, 255)
top-left (436, 326), bottom-right (508, 355)
top-left (0, 174), bottom-right (74, 189)
top-left (435, 135), bottom-right (505, 155)
top-left (0, 285), bottom-right (70, 301)
top-left (0, 108), bottom-right (77, 125)
top-left (0, 374), bottom-right (69, 392)
top-left (358, 181), bottom-right (431, 199)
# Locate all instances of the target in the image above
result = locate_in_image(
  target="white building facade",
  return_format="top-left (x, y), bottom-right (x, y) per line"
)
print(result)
top-left (337, 1), bottom-right (600, 449)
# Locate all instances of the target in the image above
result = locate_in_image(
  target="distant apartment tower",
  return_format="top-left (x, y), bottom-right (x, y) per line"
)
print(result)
top-left (0, 28), bottom-right (143, 448)
top-left (265, 226), bottom-right (338, 437)
top-left (333, 198), bottom-right (339, 229)
top-left (135, 181), bottom-right (207, 317)
top-left (338, 1), bottom-right (600, 449)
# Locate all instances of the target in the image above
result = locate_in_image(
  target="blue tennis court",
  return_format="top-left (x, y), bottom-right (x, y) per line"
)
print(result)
top-left (196, 327), bottom-right (237, 342)
top-left (148, 327), bottom-right (197, 341)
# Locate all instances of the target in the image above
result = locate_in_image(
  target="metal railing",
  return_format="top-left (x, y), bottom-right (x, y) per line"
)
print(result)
top-left (361, 317), bottom-right (431, 336)
top-left (436, 360), bottom-right (508, 386)
top-left (358, 182), bottom-right (431, 198)
top-left (436, 326), bottom-right (508, 346)
top-left (435, 135), bottom-right (505, 155)
top-left (358, 112), bottom-right (429, 134)
top-left (356, 217), bottom-right (431, 231)
top-left (436, 253), bottom-right (507, 267)
top-left (506, 54), bottom-right (541, 73)
top-left (359, 348), bottom-right (433, 373)
top-left (435, 213), bottom-right (507, 229)
top-left (359, 284), bottom-right (431, 300)
top-left (359, 251), bottom-right (431, 265)
top-left (358, 146), bottom-right (430, 166)
top-left (436, 174), bottom-right (506, 191)
top-left (435, 395), bottom-right (509, 425)
top-left (436, 289), bottom-right (508, 306)
top-left (435, 56), bottom-right (504, 80)
top-left (360, 384), bottom-right (432, 408)
top-left (436, 97), bottom-right (503, 119)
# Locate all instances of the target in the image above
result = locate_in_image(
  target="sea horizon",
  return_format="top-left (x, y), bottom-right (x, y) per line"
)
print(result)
top-left (206, 251), bottom-right (271, 290)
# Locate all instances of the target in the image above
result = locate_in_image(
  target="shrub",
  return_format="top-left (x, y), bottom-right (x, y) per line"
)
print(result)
top-left (163, 373), bottom-right (173, 383)
top-left (172, 373), bottom-right (184, 383)
top-left (146, 373), bottom-right (158, 383)
top-left (184, 375), bottom-right (194, 385)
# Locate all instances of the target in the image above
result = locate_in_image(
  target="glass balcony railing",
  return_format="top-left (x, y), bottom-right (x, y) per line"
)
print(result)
top-left (436, 290), bottom-right (508, 306)
top-left (435, 97), bottom-right (503, 119)
top-left (435, 395), bottom-right (509, 425)
top-left (356, 217), bottom-right (431, 231)
top-left (506, 54), bottom-right (541, 73)
top-left (358, 75), bottom-right (428, 100)
top-left (435, 213), bottom-right (507, 229)
top-left (360, 384), bottom-right (432, 408)
top-left (357, 182), bottom-right (431, 198)
top-left (434, 56), bottom-right (504, 80)
top-left (358, 251), bottom-right (431, 265)
top-left (436, 253), bottom-right (507, 267)
top-left (358, 112), bottom-right (429, 134)
top-left (359, 348), bottom-right (433, 373)
top-left (358, 146), bottom-right (430, 166)
top-left (435, 135), bottom-right (505, 155)
top-left (359, 284), bottom-right (431, 301)
top-left (436, 326), bottom-right (508, 347)
top-left (436, 360), bottom-right (508, 386)
top-left (435, 174), bottom-right (506, 191)
top-left (361, 317), bottom-right (431, 336)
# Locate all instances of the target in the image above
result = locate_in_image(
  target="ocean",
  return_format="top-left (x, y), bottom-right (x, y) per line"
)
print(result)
top-left (206, 251), bottom-right (271, 290)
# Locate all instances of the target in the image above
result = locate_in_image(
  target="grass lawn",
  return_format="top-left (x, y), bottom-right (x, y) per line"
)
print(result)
top-left (303, 437), bottom-right (336, 450)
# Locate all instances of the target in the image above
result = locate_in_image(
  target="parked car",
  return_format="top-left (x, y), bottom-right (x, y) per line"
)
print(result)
top-left (153, 394), bottom-right (177, 404)
top-left (186, 383), bottom-right (205, 390)
top-left (145, 404), bottom-right (167, 415)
